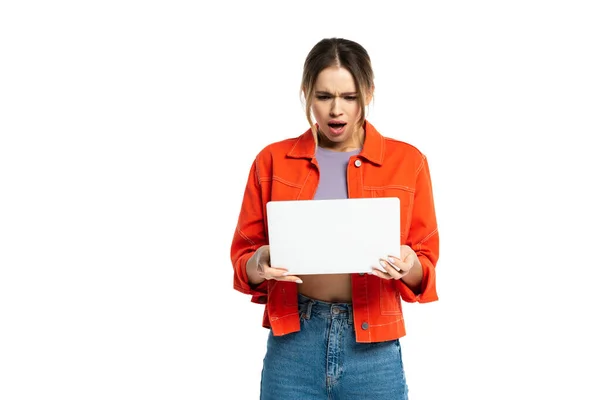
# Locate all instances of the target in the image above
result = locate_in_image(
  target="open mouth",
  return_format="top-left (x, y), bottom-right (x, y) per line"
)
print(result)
top-left (327, 121), bottom-right (347, 135)
top-left (328, 122), bottom-right (347, 129)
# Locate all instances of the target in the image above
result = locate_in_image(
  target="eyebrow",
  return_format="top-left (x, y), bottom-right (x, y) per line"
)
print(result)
top-left (315, 91), bottom-right (358, 96)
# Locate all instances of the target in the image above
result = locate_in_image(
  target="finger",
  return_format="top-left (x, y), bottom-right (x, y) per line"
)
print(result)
top-left (392, 259), bottom-right (415, 275)
top-left (386, 256), bottom-right (414, 276)
top-left (385, 256), bottom-right (402, 272)
top-left (277, 275), bottom-right (303, 284)
top-left (370, 267), bottom-right (393, 280)
top-left (396, 261), bottom-right (413, 274)
top-left (257, 261), bottom-right (279, 276)
top-left (371, 260), bottom-right (400, 280)
top-left (264, 266), bottom-right (303, 284)
top-left (387, 255), bottom-right (402, 266)
top-left (262, 265), bottom-right (287, 278)
top-left (379, 260), bottom-right (402, 280)
top-left (374, 260), bottom-right (387, 273)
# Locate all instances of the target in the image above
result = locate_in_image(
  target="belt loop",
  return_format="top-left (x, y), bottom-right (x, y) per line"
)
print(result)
top-left (305, 300), bottom-right (314, 320)
top-left (348, 305), bottom-right (353, 325)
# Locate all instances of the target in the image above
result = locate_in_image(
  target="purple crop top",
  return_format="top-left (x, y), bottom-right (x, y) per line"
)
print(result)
top-left (313, 146), bottom-right (361, 200)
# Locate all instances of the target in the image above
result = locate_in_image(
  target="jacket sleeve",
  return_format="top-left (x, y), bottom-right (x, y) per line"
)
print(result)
top-left (396, 155), bottom-right (440, 303)
top-left (230, 157), bottom-right (269, 304)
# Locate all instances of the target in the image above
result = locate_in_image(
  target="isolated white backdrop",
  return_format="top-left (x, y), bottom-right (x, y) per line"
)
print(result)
top-left (1, 1), bottom-right (599, 399)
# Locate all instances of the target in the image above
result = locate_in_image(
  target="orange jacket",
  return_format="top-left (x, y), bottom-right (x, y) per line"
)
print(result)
top-left (230, 121), bottom-right (439, 343)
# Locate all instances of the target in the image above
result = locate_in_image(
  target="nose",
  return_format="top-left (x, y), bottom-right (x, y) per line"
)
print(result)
top-left (329, 97), bottom-right (342, 117)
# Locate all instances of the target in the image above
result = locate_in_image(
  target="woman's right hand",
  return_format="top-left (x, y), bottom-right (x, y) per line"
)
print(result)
top-left (247, 245), bottom-right (303, 285)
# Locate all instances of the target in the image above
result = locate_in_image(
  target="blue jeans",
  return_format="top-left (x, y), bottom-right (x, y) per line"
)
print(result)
top-left (260, 294), bottom-right (409, 400)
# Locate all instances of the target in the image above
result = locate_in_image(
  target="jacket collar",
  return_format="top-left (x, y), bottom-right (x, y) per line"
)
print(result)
top-left (286, 120), bottom-right (385, 166)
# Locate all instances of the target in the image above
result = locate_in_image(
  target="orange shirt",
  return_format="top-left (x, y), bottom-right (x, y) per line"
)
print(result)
top-left (230, 121), bottom-right (439, 343)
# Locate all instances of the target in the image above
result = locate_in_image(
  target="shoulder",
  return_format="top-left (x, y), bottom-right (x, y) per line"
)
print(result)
top-left (248, 131), bottom-right (311, 176)
top-left (383, 136), bottom-right (425, 158)
top-left (365, 121), bottom-right (427, 169)
top-left (257, 136), bottom-right (301, 159)
top-left (382, 136), bottom-right (428, 172)
top-left (254, 128), bottom-right (313, 162)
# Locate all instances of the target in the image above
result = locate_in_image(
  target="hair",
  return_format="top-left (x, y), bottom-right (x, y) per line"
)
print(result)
top-left (300, 38), bottom-right (375, 145)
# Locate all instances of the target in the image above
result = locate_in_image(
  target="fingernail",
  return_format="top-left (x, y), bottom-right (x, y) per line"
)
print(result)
top-left (387, 257), bottom-right (401, 271)
top-left (295, 279), bottom-right (303, 284)
top-left (282, 272), bottom-right (288, 276)
top-left (377, 261), bottom-right (387, 272)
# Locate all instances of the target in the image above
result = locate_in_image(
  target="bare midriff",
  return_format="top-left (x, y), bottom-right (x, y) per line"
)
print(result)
top-left (297, 273), bottom-right (353, 303)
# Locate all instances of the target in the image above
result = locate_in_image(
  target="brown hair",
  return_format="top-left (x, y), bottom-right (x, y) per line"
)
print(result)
top-left (300, 38), bottom-right (375, 144)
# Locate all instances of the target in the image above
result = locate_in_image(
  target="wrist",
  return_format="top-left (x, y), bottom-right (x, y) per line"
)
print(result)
top-left (401, 258), bottom-right (423, 293)
top-left (246, 249), bottom-right (266, 286)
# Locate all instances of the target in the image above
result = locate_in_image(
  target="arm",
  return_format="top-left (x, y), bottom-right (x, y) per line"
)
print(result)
top-left (230, 158), bottom-right (269, 303)
top-left (395, 155), bottom-right (440, 303)
top-left (399, 251), bottom-right (423, 293)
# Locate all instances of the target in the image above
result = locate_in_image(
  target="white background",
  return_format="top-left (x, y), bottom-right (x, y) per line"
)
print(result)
top-left (1, 1), bottom-right (599, 399)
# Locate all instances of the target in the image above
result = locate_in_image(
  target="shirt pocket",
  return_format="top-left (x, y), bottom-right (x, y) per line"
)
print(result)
top-left (380, 279), bottom-right (403, 315)
top-left (270, 175), bottom-right (303, 201)
top-left (268, 280), bottom-right (299, 313)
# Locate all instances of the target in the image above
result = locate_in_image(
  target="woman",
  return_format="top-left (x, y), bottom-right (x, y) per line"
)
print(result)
top-left (230, 37), bottom-right (439, 400)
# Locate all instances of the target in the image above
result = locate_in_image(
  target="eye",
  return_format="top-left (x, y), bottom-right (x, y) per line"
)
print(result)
top-left (316, 95), bottom-right (332, 100)
top-left (344, 96), bottom-right (357, 101)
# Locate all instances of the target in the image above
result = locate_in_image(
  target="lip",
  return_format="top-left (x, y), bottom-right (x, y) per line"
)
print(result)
top-left (327, 121), bottom-right (347, 136)
top-left (328, 119), bottom-right (346, 125)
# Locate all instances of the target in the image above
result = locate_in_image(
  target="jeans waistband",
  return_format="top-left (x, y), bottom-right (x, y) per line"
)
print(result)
top-left (298, 293), bottom-right (353, 323)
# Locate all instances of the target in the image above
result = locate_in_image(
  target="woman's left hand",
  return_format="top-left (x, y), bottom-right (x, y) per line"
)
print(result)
top-left (371, 245), bottom-right (419, 280)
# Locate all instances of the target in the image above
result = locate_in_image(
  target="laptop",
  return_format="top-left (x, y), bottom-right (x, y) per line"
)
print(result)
top-left (266, 197), bottom-right (401, 275)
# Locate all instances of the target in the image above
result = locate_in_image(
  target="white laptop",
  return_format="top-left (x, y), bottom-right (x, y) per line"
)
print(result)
top-left (266, 197), bottom-right (401, 275)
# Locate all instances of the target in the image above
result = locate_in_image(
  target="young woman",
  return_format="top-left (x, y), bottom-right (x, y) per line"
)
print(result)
top-left (230, 37), bottom-right (439, 400)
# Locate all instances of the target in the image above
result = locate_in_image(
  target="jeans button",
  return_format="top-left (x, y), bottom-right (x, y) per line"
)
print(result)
top-left (361, 322), bottom-right (369, 330)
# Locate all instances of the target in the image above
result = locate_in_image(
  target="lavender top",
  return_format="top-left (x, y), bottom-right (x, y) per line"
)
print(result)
top-left (313, 146), bottom-right (361, 200)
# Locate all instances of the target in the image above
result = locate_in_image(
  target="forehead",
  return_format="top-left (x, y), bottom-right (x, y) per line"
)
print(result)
top-left (314, 66), bottom-right (356, 92)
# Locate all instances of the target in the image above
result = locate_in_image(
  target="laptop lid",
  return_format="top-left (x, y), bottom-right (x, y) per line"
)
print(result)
top-left (266, 197), bottom-right (401, 275)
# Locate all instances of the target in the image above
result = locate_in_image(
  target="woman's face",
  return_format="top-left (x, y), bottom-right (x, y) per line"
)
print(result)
top-left (310, 66), bottom-right (368, 151)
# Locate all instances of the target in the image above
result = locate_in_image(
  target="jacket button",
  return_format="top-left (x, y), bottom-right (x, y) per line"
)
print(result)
top-left (354, 159), bottom-right (362, 167)
top-left (361, 322), bottom-right (369, 330)
top-left (359, 272), bottom-right (365, 276)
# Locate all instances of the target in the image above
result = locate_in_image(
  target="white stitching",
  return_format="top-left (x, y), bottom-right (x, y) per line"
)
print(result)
top-left (269, 311), bottom-right (300, 321)
top-left (297, 168), bottom-right (313, 199)
top-left (415, 155), bottom-right (425, 175)
top-left (366, 318), bottom-right (405, 328)
top-left (237, 227), bottom-right (256, 246)
top-left (271, 175), bottom-right (303, 188)
top-left (287, 136), bottom-right (302, 156)
top-left (363, 185), bottom-right (415, 193)
top-left (416, 228), bottom-right (438, 248)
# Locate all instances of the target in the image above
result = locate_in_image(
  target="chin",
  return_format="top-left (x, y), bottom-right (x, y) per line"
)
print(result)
top-left (323, 131), bottom-right (350, 143)
top-left (328, 135), bottom-right (347, 142)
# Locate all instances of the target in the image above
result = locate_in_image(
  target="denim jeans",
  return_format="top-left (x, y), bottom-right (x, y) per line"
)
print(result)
top-left (260, 294), bottom-right (409, 400)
